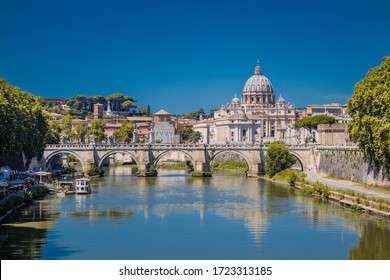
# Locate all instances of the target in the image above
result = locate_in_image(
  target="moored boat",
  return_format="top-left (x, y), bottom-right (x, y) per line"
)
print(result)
top-left (56, 181), bottom-right (76, 196)
top-left (75, 178), bottom-right (91, 194)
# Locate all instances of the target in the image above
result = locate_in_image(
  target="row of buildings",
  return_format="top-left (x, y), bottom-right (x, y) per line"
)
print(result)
top-left (46, 62), bottom-right (352, 146)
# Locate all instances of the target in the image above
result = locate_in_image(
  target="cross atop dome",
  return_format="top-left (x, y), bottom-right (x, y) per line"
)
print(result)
top-left (254, 59), bottom-right (262, 75)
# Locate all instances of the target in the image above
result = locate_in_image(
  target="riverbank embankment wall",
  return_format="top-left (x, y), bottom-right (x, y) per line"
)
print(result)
top-left (316, 147), bottom-right (389, 186)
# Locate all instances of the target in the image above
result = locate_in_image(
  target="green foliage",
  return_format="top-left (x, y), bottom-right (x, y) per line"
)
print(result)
top-left (121, 100), bottom-right (136, 111)
top-left (44, 113), bottom-right (61, 144)
top-left (85, 163), bottom-right (98, 177)
top-left (113, 120), bottom-right (134, 142)
top-left (272, 169), bottom-right (307, 186)
top-left (182, 108), bottom-right (205, 119)
top-left (69, 121), bottom-right (87, 142)
top-left (59, 114), bottom-right (73, 136)
top-left (294, 115), bottom-right (336, 142)
top-left (299, 186), bottom-right (315, 196)
top-left (138, 106), bottom-right (147, 115)
top-left (211, 161), bottom-right (248, 171)
top-left (347, 56), bottom-right (390, 178)
top-left (265, 141), bottom-right (296, 177)
top-left (313, 182), bottom-right (330, 198)
top-left (147, 105), bottom-right (151, 116)
top-left (179, 127), bottom-right (202, 143)
top-left (65, 93), bottom-right (137, 116)
top-left (350, 204), bottom-right (363, 211)
top-left (107, 92), bottom-right (137, 111)
top-left (0, 79), bottom-right (49, 161)
top-left (89, 119), bottom-right (106, 142)
top-left (148, 164), bottom-right (156, 172)
top-left (68, 154), bottom-right (78, 162)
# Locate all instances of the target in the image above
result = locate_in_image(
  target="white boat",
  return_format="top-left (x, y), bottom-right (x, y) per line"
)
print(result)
top-left (75, 178), bottom-right (91, 194)
top-left (56, 181), bottom-right (76, 196)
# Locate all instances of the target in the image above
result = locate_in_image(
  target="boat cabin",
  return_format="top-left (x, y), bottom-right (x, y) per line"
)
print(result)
top-left (75, 178), bottom-right (91, 194)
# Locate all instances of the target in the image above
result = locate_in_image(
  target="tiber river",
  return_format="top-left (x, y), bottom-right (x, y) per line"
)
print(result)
top-left (1, 167), bottom-right (390, 260)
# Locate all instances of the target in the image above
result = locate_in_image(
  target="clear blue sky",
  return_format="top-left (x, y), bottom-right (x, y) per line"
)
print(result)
top-left (1, 0), bottom-right (389, 114)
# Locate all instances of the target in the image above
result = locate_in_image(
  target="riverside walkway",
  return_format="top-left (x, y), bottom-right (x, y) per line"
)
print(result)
top-left (306, 171), bottom-right (390, 200)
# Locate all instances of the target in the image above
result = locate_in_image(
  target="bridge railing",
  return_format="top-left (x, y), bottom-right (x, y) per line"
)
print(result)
top-left (45, 143), bottom-right (349, 150)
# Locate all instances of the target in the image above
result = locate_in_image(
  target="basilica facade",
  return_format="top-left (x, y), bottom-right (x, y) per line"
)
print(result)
top-left (194, 62), bottom-right (299, 144)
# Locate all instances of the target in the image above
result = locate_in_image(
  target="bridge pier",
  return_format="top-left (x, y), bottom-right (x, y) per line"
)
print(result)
top-left (137, 163), bottom-right (158, 177)
top-left (246, 163), bottom-right (263, 177)
top-left (192, 161), bottom-right (212, 177)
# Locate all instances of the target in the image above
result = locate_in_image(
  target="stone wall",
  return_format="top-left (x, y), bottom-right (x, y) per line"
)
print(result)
top-left (317, 148), bottom-right (389, 186)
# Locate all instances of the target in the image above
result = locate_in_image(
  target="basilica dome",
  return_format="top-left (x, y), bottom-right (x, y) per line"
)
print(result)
top-left (242, 62), bottom-right (275, 106)
top-left (243, 63), bottom-right (274, 94)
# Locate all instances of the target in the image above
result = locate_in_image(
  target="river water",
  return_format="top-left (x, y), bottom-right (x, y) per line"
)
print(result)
top-left (1, 167), bottom-right (390, 260)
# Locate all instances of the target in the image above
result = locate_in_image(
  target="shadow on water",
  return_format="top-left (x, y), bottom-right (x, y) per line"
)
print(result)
top-left (0, 201), bottom-right (78, 259)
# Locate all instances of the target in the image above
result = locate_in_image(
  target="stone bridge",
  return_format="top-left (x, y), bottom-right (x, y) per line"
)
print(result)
top-left (43, 143), bottom-right (316, 177)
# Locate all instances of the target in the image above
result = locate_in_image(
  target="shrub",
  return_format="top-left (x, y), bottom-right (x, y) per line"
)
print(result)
top-left (299, 186), bottom-right (315, 196)
top-left (313, 182), bottom-right (330, 198)
top-left (272, 169), bottom-right (307, 186)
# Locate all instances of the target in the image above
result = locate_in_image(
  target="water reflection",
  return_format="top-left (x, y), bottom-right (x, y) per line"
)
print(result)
top-left (0, 201), bottom-right (59, 259)
top-left (1, 167), bottom-right (390, 259)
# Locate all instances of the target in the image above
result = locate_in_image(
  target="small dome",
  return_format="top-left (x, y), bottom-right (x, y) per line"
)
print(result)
top-left (232, 94), bottom-right (240, 105)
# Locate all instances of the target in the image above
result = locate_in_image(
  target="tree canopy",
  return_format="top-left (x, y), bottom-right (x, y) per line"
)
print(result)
top-left (294, 114), bottom-right (336, 132)
top-left (182, 108), bottom-right (205, 119)
top-left (107, 92), bottom-right (137, 111)
top-left (0, 79), bottom-right (48, 162)
top-left (88, 119), bottom-right (106, 142)
top-left (113, 120), bottom-right (134, 142)
top-left (265, 141), bottom-right (296, 177)
top-left (64, 93), bottom-right (137, 117)
top-left (179, 127), bottom-right (202, 144)
top-left (347, 56), bottom-right (390, 176)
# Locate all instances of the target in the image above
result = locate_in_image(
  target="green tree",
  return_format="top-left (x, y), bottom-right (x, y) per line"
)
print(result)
top-left (59, 114), bottom-right (73, 136)
top-left (89, 119), bottom-right (106, 142)
top-left (44, 113), bottom-right (61, 144)
top-left (113, 120), bottom-right (134, 142)
top-left (147, 105), bottom-right (151, 116)
top-left (179, 127), bottom-right (202, 143)
top-left (294, 114), bottom-right (335, 142)
top-left (265, 141), bottom-right (296, 177)
top-left (121, 99), bottom-right (137, 111)
top-left (138, 106), bottom-right (147, 116)
top-left (67, 94), bottom-right (88, 111)
top-left (0, 79), bottom-right (48, 163)
top-left (88, 95), bottom-right (106, 112)
top-left (347, 56), bottom-right (390, 177)
top-left (182, 108), bottom-right (205, 119)
top-left (69, 121), bottom-right (87, 142)
top-left (107, 93), bottom-right (137, 111)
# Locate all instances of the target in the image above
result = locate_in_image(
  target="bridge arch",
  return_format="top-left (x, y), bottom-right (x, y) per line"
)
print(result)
top-left (152, 150), bottom-right (195, 167)
top-left (44, 150), bottom-right (86, 171)
top-left (210, 150), bottom-right (252, 171)
top-left (98, 150), bottom-right (140, 169)
top-left (288, 151), bottom-right (304, 171)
